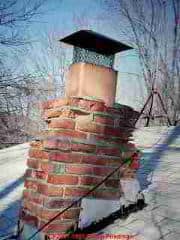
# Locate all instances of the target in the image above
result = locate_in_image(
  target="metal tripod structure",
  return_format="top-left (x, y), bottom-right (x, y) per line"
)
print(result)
top-left (135, 88), bottom-right (172, 127)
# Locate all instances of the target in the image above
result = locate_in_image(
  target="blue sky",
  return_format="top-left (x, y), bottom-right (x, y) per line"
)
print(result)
top-left (24, 0), bottom-right (145, 109)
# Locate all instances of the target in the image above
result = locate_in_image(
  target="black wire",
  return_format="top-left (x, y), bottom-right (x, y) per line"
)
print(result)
top-left (26, 159), bottom-right (131, 240)
top-left (0, 232), bottom-right (16, 240)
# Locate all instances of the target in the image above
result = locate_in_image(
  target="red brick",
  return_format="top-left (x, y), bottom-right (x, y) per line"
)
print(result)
top-left (44, 199), bottom-right (76, 208)
top-left (64, 187), bottom-right (91, 198)
top-left (40, 221), bottom-right (74, 233)
top-left (71, 143), bottom-right (96, 153)
top-left (44, 139), bottom-right (71, 151)
top-left (94, 116), bottom-right (114, 125)
top-left (25, 169), bottom-right (47, 180)
top-left (92, 105), bottom-right (107, 113)
top-left (96, 147), bottom-right (121, 156)
top-left (80, 154), bottom-right (107, 166)
top-left (41, 99), bottom-right (54, 110)
top-left (105, 179), bottom-right (119, 188)
top-left (35, 170), bottom-right (47, 180)
top-left (70, 97), bottom-right (104, 112)
top-left (40, 161), bottom-right (54, 172)
top-left (93, 166), bottom-right (117, 177)
top-left (92, 134), bottom-right (118, 142)
top-left (49, 152), bottom-right (81, 163)
top-left (66, 165), bottom-right (93, 175)
top-left (49, 119), bottom-right (75, 129)
top-left (61, 208), bottom-right (80, 220)
top-left (30, 140), bottom-right (43, 148)
top-left (23, 200), bottom-right (39, 215)
top-left (74, 98), bottom-right (105, 112)
top-left (79, 176), bottom-right (103, 186)
top-left (27, 158), bottom-right (39, 169)
top-left (104, 126), bottom-right (122, 137)
top-left (48, 129), bottom-right (87, 139)
top-left (23, 190), bottom-right (44, 205)
top-left (93, 190), bottom-right (120, 199)
top-left (78, 99), bottom-right (92, 111)
top-left (122, 151), bottom-right (133, 159)
top-left (24, 179), bottom-right (38, 191)
top-left (90, 101), bottom-right (106, 112)
top-left (60, 108), bottom-right (76, 118)
top-left (41, 98), bottom-right (69, 110)
top-left (47, 174), bottom-right (78, 185)
top-left (76, 120), bottom-right (105, 134)
top-left (105, 158), bottom-right (122, 167)
top-left (29, 149), bottom-right (48, 159)
top-left (37, 183), bottom-right (64, 197)
top-left (130, 159), bottom-right (140, 170)
top-left (54, 99), bottom-right (69, 108)
top-left (47, 185), bottom-right (64, 197)
top-left (40, 206), bottom-right (80, 221)
top-left (37, 183), bottom-right (48, 195)
top-left (44, 106), bottom-right (76, 119)
top-left (22, 199), bottom-right (33, 210)
top-left (25, 169), bottom-right (33, 178)
top-left (69, 97), bottom-right (80, 107)
top-left (126, 142), bottom-right (136, 150)
top-left (43, 107), bottom-right (76, 119)
top-left (23, 190), bottom-right (30, 199)
top-left (40, 208), bottom-right (61, 221)
top-left (49, 152), bottom-right (70, 162)
top-left (44, 109), bottom-right (62, 119)
top-left (79, 154), bottom-right (122, 166)
top-left (21, 211), bottom-right (38, 227)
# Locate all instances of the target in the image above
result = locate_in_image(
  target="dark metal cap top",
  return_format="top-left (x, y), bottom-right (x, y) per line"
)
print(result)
top-left (60, 30), bottom-right (133, 55)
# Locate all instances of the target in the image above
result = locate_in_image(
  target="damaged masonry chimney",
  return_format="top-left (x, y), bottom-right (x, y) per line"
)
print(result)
top-left (20, 30), bottom-right (139, 239)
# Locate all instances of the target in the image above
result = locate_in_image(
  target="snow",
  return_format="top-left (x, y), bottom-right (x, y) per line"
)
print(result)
top-left (0, 143), bottom-right (29, 237)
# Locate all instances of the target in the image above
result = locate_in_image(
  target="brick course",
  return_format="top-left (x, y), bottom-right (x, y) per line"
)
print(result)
top-left (21, 96), bottom-right (138, 234)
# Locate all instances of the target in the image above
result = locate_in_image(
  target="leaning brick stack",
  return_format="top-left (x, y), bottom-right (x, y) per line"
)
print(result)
top-left (20, 96), bottom-right (139, 236)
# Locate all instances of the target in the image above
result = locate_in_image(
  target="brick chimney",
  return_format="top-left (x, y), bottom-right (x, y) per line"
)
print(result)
top-left (20, 30), bottom-right (138, 239)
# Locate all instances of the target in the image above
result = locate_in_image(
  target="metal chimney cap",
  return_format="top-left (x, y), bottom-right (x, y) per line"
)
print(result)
top-left (60, 30), bottom-right (133, 56)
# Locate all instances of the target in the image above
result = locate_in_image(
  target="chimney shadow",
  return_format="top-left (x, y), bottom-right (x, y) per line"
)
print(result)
top-left (137, 125), bottom-right (180, 191)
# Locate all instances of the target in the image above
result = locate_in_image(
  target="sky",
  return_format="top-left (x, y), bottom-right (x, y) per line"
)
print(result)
top-left (20, 0), bottom-right (145, 109)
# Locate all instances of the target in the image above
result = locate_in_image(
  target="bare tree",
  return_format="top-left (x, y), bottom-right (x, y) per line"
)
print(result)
top-left (0, 0), bottom-right (46, 148)
top-left (27, 30), bottom-right (70, 98)
top-left (15, 29), bottom-right (72, 141)
top-left (23, 12), bottom-right (95, 140)
top-left (104, 0), bottom-right (180, 126)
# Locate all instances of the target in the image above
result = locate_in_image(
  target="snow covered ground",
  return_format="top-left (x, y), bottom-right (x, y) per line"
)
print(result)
top-left (0, 143), bottom-right (29, 238)
top-left (101, 126), bottom-right (180, 240)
